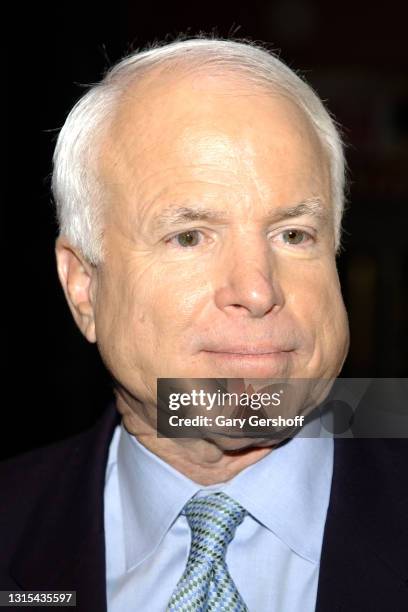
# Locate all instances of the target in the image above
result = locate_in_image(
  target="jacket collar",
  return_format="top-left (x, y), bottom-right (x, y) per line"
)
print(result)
top-left (10, 402), bottom-right (120, 611)
top-left (316, 437), bottom-right (408, 611)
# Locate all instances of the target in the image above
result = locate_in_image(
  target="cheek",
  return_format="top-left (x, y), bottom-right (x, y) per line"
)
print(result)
top-left (93, 267), bottom-right (144, 368)
top-left (93, 263), bottom-right (168, 401)
top-left (284, 261), bottom-right (349, 373)
top-left (97, 256), bottom-right (210, 360)
top-left (284, 259), bottom-right (340, 316)
top-left (146, 252), bottom-right (219, 329)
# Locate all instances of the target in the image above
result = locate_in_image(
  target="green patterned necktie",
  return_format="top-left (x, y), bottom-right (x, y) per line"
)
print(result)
top-left (167, 491), bottom-right (249, 612)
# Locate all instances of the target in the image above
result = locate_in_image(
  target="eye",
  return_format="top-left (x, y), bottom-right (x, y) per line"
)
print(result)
top-left (173, 230), bottom-right (201, 247)
top-left (281, 229), bottom-right (311, 245)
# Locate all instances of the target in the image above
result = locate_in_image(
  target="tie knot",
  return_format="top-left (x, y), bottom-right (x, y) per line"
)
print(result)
top-left (183, 492), bottom-right (246, 565)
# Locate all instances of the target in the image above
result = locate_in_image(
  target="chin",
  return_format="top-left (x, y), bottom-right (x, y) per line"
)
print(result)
top-left (205, 433), bottom-right (278, 453)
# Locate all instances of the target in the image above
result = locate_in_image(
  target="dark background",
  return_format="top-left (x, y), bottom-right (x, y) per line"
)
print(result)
top-left (4, 0), bottom-right (407, 459)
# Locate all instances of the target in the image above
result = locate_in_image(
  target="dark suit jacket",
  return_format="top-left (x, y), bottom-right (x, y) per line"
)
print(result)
top-left (1, 403), bottom-right (407, 611)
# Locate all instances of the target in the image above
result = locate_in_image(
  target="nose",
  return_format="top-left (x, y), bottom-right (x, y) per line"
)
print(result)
top-left (214, 238), bottom-right (284, 318)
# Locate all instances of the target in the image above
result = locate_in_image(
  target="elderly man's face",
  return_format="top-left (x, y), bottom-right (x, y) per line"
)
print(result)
top-left (81, 72), bottom-right (349, 411)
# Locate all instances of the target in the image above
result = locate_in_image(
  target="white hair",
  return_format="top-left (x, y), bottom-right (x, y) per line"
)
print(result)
top-left (52, 37), bottom-right (346, 264)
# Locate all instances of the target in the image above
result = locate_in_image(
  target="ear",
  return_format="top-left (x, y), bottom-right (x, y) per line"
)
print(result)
top-left (55, 236), bottom-right (97, 343)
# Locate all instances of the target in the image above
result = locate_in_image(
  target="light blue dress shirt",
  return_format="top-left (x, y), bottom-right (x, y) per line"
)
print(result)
top-left (104, 421), bottom-right (333, 612)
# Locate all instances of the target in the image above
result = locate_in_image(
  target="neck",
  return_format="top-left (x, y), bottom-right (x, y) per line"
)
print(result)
top-left (116, 393), bottom-right (276, 485)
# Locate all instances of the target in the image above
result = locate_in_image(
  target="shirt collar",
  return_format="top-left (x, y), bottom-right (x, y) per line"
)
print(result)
top-left (117, 422), bottom-right (198, 570)
top-left (116, 421), bottom-right (333, 570)
top-left (222, 435), bottom-right (333, 563)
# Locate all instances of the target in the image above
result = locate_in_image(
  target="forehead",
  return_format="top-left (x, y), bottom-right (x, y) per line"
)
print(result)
top-left (100, 68), bottom-right (330, 215)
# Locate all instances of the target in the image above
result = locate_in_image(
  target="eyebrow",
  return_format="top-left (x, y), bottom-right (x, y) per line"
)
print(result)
top-left (152, 197), bottom-right (327, 230)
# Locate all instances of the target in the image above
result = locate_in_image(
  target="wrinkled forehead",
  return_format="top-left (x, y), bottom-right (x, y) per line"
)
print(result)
top-left (98, 67), bottom-right (331, 215)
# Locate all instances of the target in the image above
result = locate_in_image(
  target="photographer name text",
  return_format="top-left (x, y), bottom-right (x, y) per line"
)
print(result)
top-left (167, 415), bottom-right (305, 428)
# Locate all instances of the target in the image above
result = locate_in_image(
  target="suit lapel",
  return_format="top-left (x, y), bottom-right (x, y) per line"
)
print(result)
top-left (316, 438), bottom-right (408, 611)
top-left (9, 403), bottom-right (120, 612)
